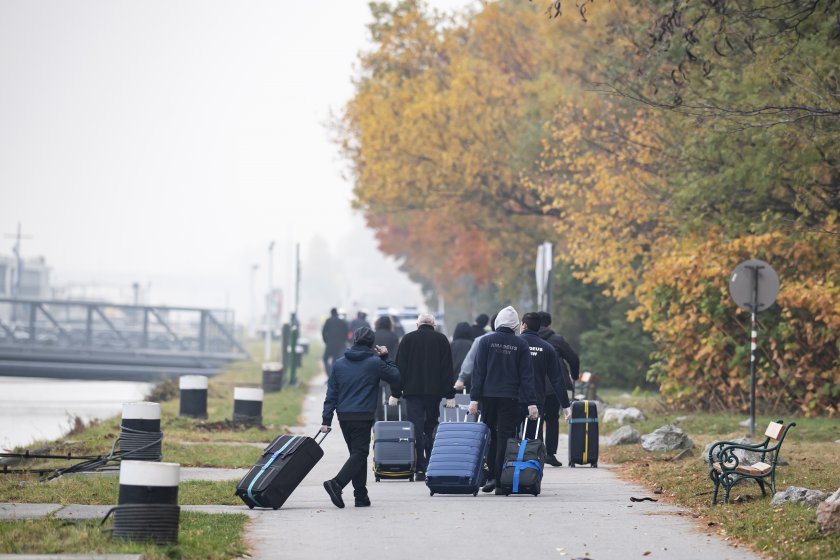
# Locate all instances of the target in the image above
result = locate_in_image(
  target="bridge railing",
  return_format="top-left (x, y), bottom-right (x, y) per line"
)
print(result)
top-left (0, 298), bottom-right (248, 357)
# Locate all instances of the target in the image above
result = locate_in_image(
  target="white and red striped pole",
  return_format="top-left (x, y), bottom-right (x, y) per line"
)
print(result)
top-left (750, 313), bottom-right (757, 437)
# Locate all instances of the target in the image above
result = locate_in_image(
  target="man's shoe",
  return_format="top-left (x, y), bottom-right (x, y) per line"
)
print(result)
top-left (415, 471), bottom-right (426, 482)
top-left (323, 480), bottom-right (345, 509)
top-left (546, 455), bottom-right (563, 467)
top-left (354, 496), bottom-right (371, 507)
top-left (481, 479), bottom-right (496, 493)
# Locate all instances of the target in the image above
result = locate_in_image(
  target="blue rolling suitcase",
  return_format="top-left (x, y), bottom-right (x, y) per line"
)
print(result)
top-left (425, 412), bottom-right (490, 497)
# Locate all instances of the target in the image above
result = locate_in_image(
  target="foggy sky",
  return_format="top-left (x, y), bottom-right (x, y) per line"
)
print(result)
top-left (0, 1), bottom-right (475, 328)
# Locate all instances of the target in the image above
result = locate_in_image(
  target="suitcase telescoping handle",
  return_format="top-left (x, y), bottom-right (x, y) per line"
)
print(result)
top-left (521, 416), bottom-right (541, 440)
top-left (384, 395), bottom-right (402, 421)
top-left (313, 428), bottom-right (331, 446)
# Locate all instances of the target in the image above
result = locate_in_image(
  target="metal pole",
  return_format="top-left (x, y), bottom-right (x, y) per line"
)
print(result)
top-left (250, 264), bottom-right (259, 338)
top-left (748, 264), bottom-right (761, 438)
top-left (264, 242), bottom-right (275, 362)
top-left (289, 243), bottom-right (301, 386)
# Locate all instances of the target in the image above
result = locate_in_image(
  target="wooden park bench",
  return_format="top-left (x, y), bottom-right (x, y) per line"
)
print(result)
top-left (708, 420), bottom-right (795, 505)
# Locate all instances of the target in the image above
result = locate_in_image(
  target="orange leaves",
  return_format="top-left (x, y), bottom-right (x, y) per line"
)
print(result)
top-left (637, 228), bottom-right (839, 416)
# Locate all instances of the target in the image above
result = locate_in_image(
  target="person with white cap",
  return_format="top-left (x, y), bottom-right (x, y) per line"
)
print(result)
top-left (467, 306), bottom-right (538, 493)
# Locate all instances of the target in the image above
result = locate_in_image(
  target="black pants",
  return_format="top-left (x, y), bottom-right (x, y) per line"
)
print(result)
top-left (334, 419), bottom-right (374, 498)
top-left (405, 395), bottom-right (440, 472)
top-left (543, 394), bottom-right (561, 456)
top-left (481, 396), bottom-right (520, 480)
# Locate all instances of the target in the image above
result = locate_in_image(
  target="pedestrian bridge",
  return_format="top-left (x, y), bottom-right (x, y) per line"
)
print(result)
top-left (0, 297), bottom-right (249, 380)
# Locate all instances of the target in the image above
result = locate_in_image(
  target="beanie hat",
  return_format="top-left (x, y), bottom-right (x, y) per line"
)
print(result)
top-left (353, 326), bottom-right (375, 348)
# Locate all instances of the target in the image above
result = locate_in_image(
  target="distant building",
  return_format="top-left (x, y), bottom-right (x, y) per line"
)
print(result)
top-left (0, 254), bottom-right (50, 299)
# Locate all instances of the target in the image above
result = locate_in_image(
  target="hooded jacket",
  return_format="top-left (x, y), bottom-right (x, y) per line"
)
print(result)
top-left (450, 322), bottom-right (474, 374)
top-left (520, 331), bottom-right (571, 408)
top-left (392, 324), bottom-right (455, 399)
top-left (470, 324), bottom-right (537, 405)
top-left (322, 315), bottom-right (349, 352)
top-left (321, 345), bottom-right (400, 425)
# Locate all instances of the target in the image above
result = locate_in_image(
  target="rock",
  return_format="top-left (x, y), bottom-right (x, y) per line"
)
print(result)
top-left (674, 416), bottom-right (688, 423)
top-left (641, 424), bottom-right (694, 452)
top-left (602, 407), bottom-right (645, 425)
top-left (771, 486), bottom-right (830, 507)
top-left (608, 425), bottom-right (641, 446)
top-left (739, 418), bottom-right (751, 428)
top-left (817, 488), bottom-right (840, 535)
top-left (835, 439), bottom-right (840, 444)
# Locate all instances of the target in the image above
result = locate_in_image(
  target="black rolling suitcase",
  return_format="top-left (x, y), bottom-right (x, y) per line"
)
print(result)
top-left (373, 403), bottom-right (416, 481)
top-left (497, 417), bottom-right (546, 496)
top-left (568, 400), bottom-right (598, 467)
top-left (236, 430), bottom-right (328, 509)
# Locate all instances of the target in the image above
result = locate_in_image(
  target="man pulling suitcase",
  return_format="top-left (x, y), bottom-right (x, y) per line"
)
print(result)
top-left (321, 327), bottom-right (400, 508)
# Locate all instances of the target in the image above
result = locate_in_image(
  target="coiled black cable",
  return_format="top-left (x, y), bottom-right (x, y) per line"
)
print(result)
top-left (101, 503), bottom-right (180, 545)
top-left (2, 424), bottom-right (164, 479)
top-left (117, 425), bottom-right (163, 462)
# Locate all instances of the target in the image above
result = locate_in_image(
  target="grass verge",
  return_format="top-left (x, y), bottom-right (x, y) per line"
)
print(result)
top-left (0, 511), bottom-right (247, 560)
top-left (598, 392), bottom-right (840, 560)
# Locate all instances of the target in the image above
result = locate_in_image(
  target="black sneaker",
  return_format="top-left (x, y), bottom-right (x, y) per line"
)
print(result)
top-left (415, 471), bottom-right (426, 482)
top-left (323, 480), bottom-right (345, 509)
top-left (354, 496), bottom-right (371, 507)
top-left (481, 479), bottom-right (496, 493)
top-left (546, 455), bottom-right (563, 467)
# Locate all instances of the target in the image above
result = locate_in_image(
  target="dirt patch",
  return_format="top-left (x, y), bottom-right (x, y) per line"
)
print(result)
top-left (193, 420), bottom-right (267, 433)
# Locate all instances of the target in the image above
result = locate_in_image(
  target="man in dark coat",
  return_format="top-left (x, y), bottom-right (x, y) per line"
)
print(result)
top-left (450, 322), bottom-right (474, 390)
top-left (520, 312), bottom-right (571, 456)
top-left (321, 308), bottom-right (349, 376)
top-left (537, 311), bottom-right (580, 467)
top-left (470, 313), bottom-right (489, 340)
top-left (349, 310), bottom-right (371, 336)
top-left (321, 327), bottom-right (400, 509)
top-left (468, 306), bottom-right (538, 494)
top-left (390, 313), bottom-right (455, 480)
top-left (374, 315), bottom-right (401, 420)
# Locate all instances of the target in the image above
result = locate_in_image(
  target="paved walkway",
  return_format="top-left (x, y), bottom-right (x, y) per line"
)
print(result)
top-left (0, 374), bottom-right (764, 560)
top-left (243, 373), bottom-right (762, 560)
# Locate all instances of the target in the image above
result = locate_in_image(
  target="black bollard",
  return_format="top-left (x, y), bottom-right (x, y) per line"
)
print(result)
top-left (262, 362), bottom-right (285, 393)
top-left (179, 375), bottom-right (208, 418)
top-left (120, 402), bottom-right (163, 461)
top-left (112, 460), bottom-right (180, 544)
top-left (233, 387), bottom-right (263, 425)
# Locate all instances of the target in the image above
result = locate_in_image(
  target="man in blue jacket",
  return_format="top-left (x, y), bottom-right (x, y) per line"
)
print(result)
top-left (321, 327), bottom-right (400, 508)
top-left (468, 306), bottom-right (538, 493)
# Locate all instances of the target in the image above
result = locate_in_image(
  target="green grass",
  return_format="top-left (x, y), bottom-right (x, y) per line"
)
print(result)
top-left (0, 475), bottom-right (242, 506)
top-left (0, 511), bottom-right (247, 560)
top-left (598, 391), bottom-right (840, 560)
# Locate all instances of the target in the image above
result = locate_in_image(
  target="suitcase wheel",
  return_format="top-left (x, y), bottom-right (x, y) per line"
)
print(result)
top-left (273, 506), bottom-right (279, 510)
top-left (375, 476), bottom-right (381, 482)
top-left (429, 491), bottom-right (434, 496)
top-left (570, 463), bottom-right (576, 468)
top-left (473, 491), bottom-right (478, 497)
top-left (248, 505), bottom-right (254, 509)
top-left (591, 463), bottom-right (598, 468)
top-left (409, 475), bottom-right (414, 482)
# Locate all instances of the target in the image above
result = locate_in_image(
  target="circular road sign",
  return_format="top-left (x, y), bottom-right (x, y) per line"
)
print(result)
top-left (729, 259), bottom-right (780, 313)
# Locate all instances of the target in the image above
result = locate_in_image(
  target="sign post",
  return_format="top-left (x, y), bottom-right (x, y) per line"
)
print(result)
top-left (535, 242), bottom-right (553, 313)
top-left (729, 259), bottom-right (780, 437)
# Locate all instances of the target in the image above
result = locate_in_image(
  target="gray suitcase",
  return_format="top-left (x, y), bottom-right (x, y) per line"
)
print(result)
top-left (372, 404), bottom-right (416, 481)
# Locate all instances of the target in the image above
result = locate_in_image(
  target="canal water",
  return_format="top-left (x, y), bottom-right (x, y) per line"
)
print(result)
top-left (0, 376), bottom-right (154, 451)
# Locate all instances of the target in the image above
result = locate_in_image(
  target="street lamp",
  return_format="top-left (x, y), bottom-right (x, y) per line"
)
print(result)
top-left (249, 264), bottom-right (259, 338)
top-left (264, 242), bottom-right (275, 362)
